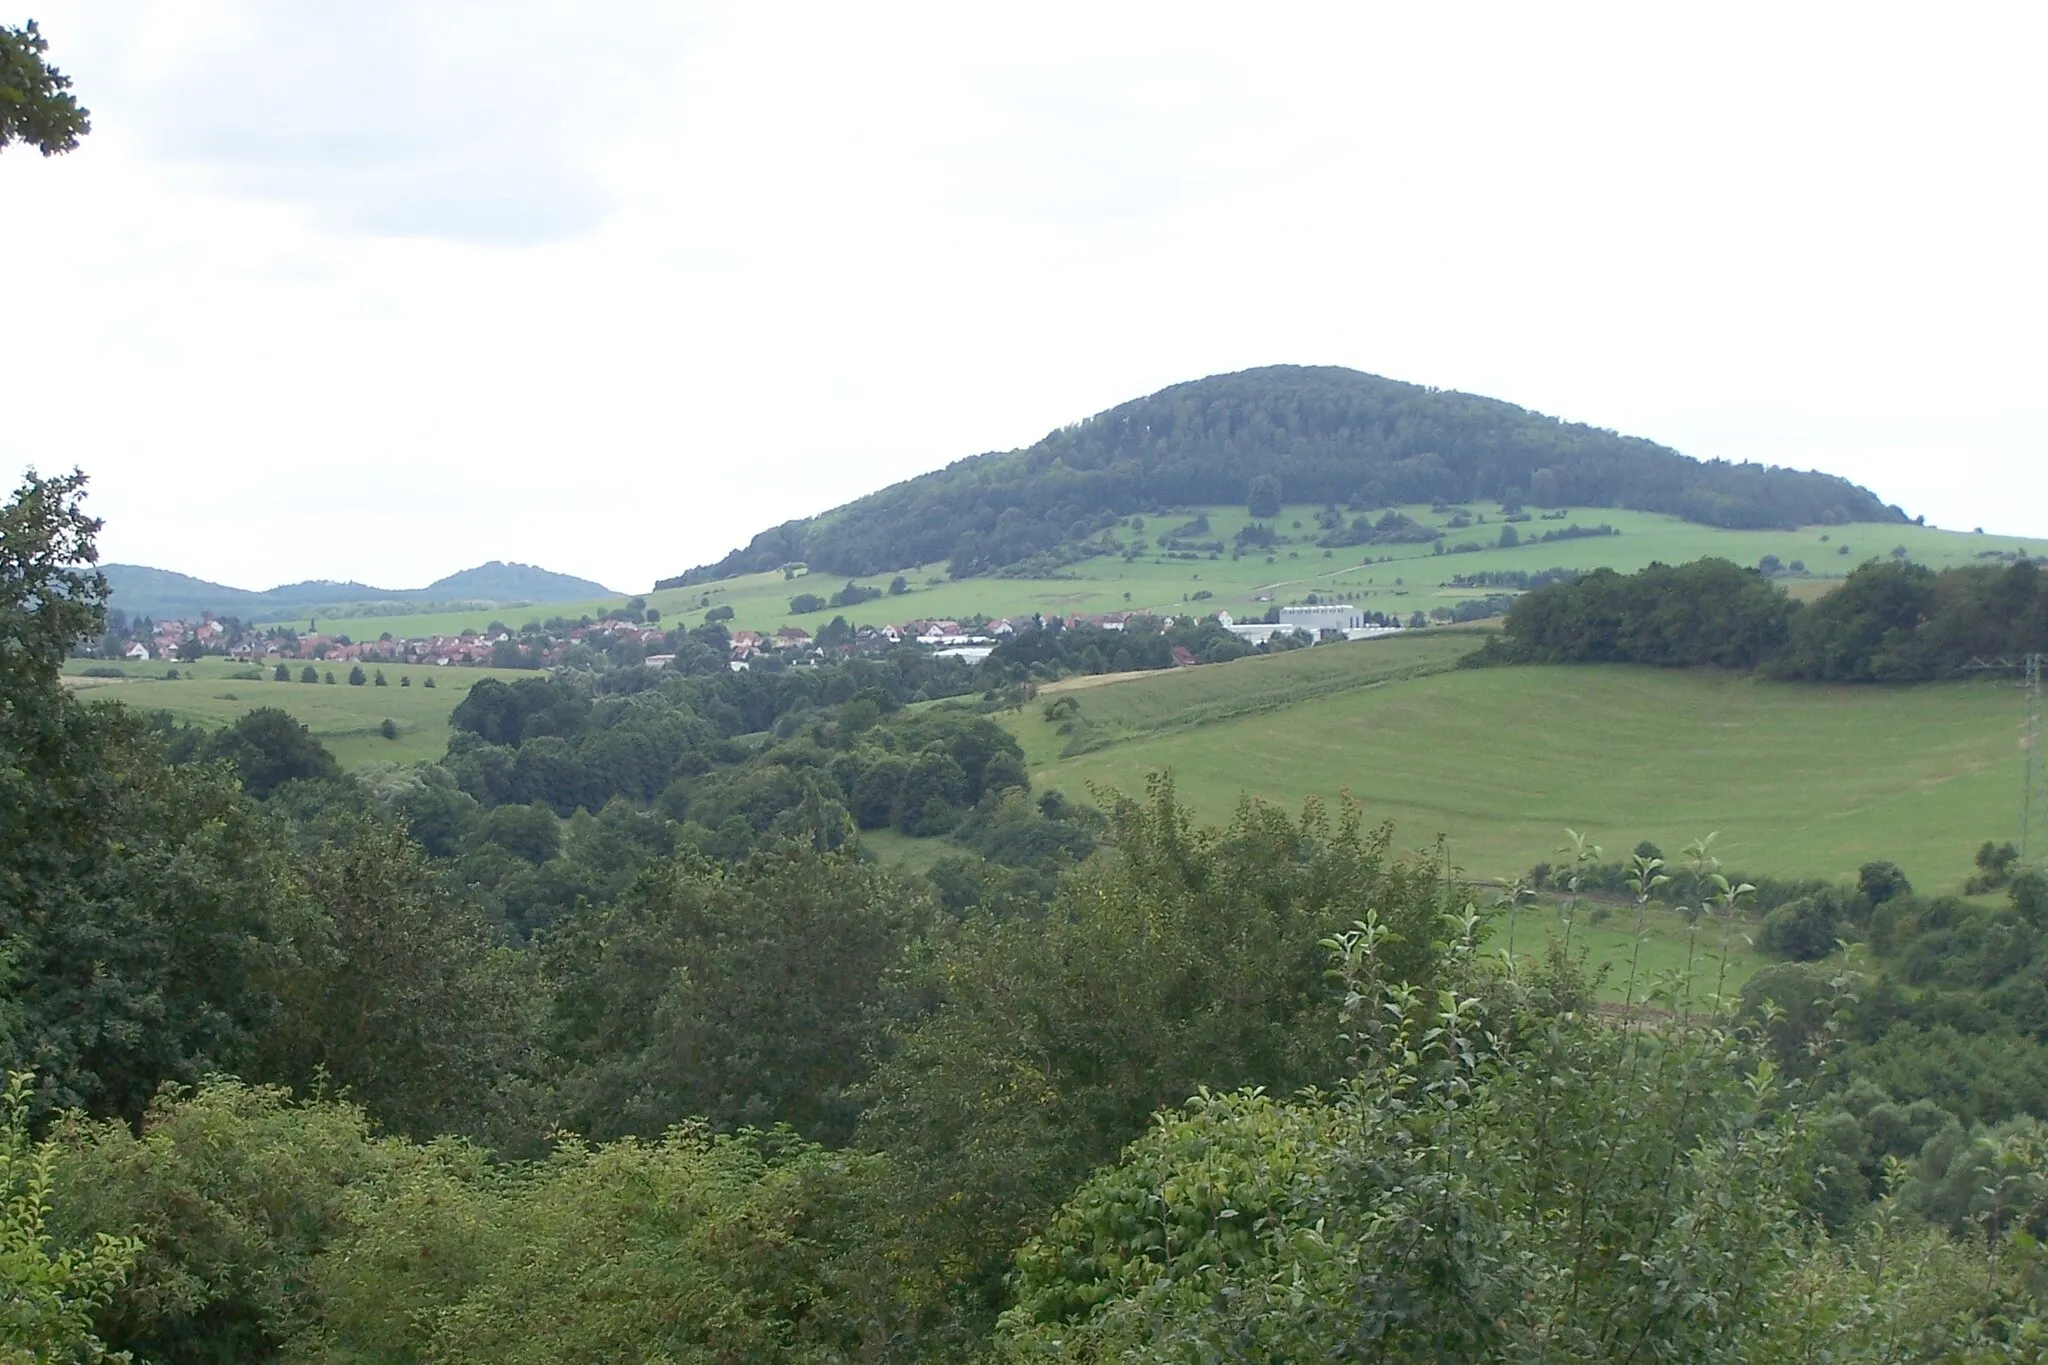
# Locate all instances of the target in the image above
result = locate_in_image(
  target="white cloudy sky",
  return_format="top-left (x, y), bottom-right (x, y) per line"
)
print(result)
top-left (4, 3), bottom-right (2044, 593)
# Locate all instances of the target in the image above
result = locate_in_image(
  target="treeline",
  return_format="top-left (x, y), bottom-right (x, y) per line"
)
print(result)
top-left (663, 366), bottom-right (1904, 584)
top-left (1472, 556), bottom-right (2048, 678)
top-left (8, 473), bottom-right (2048, 1361)
top-left (981, 616), bottom-right (1255, 678)
top-left (1449, 564), bottom-right (1580, 590)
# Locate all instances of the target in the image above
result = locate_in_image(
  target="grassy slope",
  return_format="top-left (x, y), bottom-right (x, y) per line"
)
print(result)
top-left (1005, 659), bottom-right (2021, 895)
top-left (276, 505), bottom-right (2048, 644)
top-left (1027, 630), bottom-right (1485, 757)
top-left (62, 656), bottom-right (522, 767)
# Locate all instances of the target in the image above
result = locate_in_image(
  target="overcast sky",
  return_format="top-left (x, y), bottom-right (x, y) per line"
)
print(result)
top-left (4, 3), bottom-right (2044, 593)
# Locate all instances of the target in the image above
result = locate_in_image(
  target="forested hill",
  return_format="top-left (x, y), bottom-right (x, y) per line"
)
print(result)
top-left (419, 561), bottom-right (613, 602)
top-left (103, 560), bottom-right (614, 621)
top-left (662, 366), bottom-right (1907, 585)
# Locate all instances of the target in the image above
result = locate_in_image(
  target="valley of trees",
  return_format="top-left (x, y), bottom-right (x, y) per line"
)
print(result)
top-left (663, 366), bottom-right (1906, 585)
top-left (9, 471), bottom-right (2048, 1359)
top-left (1473, 555), bottom-right (2048, 678)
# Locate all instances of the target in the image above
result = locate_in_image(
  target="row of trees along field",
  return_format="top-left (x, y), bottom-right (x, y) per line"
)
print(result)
top-left (1469, 554), bottom-right (2048, 677)
top-left (661, 365), bottom-right (1905, 584)
top-left (8, 469), bottom-right (2048, 1359)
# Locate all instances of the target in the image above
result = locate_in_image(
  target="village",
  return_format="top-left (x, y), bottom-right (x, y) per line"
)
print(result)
top-left (93, 600), bottom-right (1408, 674)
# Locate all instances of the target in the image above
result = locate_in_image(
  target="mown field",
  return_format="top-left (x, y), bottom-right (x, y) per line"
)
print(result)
top-left (1003, 655), bottom-right (2025, 896)
top-left (271, 504), bottom-right (2048, 644)
top-left (61, 656), bottom-right (518, 767)
top-left (1023, 629), bottom-right (1485, 758)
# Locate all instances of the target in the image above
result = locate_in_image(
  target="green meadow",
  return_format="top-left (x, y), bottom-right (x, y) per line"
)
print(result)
top-left (61, 656), bottom-right (520, 767)
top-left (1030, 629), bottom-right (1486, 758)
top-left (271, 504), bottom-right (2048, 644)
top-left (1003, 653), bottom-right (2027, 896)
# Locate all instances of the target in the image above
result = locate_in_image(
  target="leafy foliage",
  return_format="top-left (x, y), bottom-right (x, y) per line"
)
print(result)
top-left (856, 780), bottom-right (1448, 1325)
top-left (1477, 555), bottom-right (2047, 679)
top-left (545, 850), bottom-right (923, 1145)
top-left (0, 21), bottom-right (90, 156)
top-left (999, 972), bottom-right (2036, 1361)
top-left (0, 1075), bottom-right (136, 1362)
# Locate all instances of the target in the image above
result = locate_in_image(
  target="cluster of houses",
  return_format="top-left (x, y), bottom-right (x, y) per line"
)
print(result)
top-left (106, 604), bottom-right (1398, 675)
top-left (123, 615), bottom-right (233, 662)
top-left (107, 612), bottom-right (671, 670)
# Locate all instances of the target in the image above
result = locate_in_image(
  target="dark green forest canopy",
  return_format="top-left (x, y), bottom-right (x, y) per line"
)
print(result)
top-left (1475, 555), bottom-right (2048, 680)
top-left (664, 366), bottom-right (1906, 585)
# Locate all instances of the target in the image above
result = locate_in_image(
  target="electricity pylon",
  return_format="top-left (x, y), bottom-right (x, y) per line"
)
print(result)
top-left (1971, 653), bottom-right (2047, 867)
top-left (2026, 652), bottom-right (2045, 868)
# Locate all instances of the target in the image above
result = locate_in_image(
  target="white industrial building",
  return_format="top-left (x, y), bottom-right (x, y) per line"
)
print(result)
top-left (1279, 603), bottom-right (1371, 633)
top-left (1215, 606), bottom-right (1404, 645)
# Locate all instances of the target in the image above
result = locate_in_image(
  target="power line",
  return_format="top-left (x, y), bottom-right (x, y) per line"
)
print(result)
top-left (2027, 652), bottom-right (2044, 868)
top-left (1968, 653), bottom-right (2047, 867)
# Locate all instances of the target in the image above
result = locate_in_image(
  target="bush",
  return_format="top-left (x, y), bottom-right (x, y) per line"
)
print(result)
top-left (1759, 892), bottom-right (1844, 961)
top-left (997, 932), bottom-right (2008, 1361)
top-left (2, 1074), bottom-right (139, 1362)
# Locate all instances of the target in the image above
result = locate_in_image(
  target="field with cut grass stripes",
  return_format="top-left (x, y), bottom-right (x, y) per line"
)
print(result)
top-left (1004, 661), bottom-right (2024, 894)
top-left (1030, 629), bottom-right (1482, 758)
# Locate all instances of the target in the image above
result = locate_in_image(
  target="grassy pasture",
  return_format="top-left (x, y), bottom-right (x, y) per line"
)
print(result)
top-left (62, 656), bottom-right (520, 767)
top-left (273, 505), bottom-right (2048, 645)
top-left (1006, 660), bottom-right (2025, 895)
top-left (1026, 629), bottom-right (1484, 759)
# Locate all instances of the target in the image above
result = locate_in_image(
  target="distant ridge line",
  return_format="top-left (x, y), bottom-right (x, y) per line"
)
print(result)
top-left (101, 559), bottom-right (618, 622)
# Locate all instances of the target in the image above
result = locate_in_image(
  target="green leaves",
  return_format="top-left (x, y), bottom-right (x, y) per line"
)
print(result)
top-left (857, 780), bottom-right (1450, 1326)
top-left (0, 22), bottom-right (90, 156)
top-left (46, 1081), bottom-right (879, 1364)
top-left (546, 850), bottom-right (922, 1147)
top-left (0, 1074), bottom-right (136, 1362)
top-left (997, 942), bottom-right (2039, 1362)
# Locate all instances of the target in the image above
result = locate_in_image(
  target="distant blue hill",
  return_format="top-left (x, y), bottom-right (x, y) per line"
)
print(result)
top-left (101, 560), bottom-right (617, 623)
